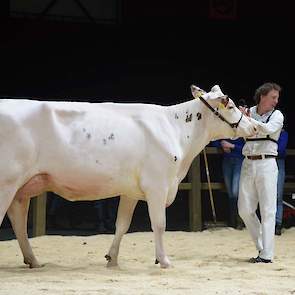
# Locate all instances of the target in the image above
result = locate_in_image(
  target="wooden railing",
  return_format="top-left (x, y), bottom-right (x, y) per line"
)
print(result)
top-left (31, 148), bottom-right (295, 236)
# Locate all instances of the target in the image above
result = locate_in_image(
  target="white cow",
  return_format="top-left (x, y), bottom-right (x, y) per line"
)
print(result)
top-left (0, 85), bottom-right (258, 269)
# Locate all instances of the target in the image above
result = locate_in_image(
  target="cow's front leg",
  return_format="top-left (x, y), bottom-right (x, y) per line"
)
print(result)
top-left (146, 191), bottom-right (171, 268)
top-left (106, 196), bottom-right (138, 267)
top-left (7, 197), bottom-right (41, 268)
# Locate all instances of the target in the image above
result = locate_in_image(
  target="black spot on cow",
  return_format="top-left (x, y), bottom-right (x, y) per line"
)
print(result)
top-left (108, 133), bottom-right (115, 140)
top-left (103, 139), bottom-right (107, 145)
top-left (185, 113), bottom-right (193, 122)
top-left (174, 156), bottom-right (177, 162)
top-left (86, 133), bottom-right (91, 139)
top-left (187, 135), bottom-right (190, 139)
top-left (175, 113), bottom-right (179, 119)
top-left (196, 112), bottom-right (202, 120)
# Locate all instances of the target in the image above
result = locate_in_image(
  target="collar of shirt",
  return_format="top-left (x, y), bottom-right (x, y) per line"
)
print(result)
top-left (251, 106), bottom-right (274, 122)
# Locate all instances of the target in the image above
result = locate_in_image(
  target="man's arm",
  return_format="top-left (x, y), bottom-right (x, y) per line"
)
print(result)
top-left (256, 110), bottom-right (284, 135)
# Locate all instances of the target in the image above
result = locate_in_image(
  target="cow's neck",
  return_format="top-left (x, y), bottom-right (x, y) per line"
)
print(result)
top-left (168, 99), bottom-right (215, 180)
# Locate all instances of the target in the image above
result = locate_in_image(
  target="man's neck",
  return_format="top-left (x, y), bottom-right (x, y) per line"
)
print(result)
top-left (257, 105), bottom-right (273, 116)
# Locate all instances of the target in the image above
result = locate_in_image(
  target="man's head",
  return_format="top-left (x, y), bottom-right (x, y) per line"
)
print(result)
top-left (254, 82), bottom-right (281, 112)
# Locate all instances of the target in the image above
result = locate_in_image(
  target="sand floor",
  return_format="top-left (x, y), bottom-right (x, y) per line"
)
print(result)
top-left (0, 227), bottom-right (294, 295)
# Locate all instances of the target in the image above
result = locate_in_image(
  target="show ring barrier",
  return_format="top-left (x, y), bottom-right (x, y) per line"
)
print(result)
top-left (32, 147), bottom-right (295, 236)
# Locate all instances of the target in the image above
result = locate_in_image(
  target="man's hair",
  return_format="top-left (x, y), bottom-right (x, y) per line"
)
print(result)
top-left (253, 82), bottom-right (282, 104)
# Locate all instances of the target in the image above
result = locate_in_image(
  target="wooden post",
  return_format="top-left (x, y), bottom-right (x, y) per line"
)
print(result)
top-left (188, 155), bottom-right (202, 231)
top-left (32, 193), bottom-right (47, 237)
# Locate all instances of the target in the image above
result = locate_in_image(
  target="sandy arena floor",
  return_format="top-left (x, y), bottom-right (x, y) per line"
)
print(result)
top-left (0, 227), bottom-right (294, 295)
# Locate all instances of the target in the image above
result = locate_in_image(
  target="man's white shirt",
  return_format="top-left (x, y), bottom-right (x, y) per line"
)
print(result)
top-left (242, 106), bottom-right (284, 157)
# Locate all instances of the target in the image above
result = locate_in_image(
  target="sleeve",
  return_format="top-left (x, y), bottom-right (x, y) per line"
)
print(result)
top-left (278, 131), bottom-right (288, 155)
top-left (256, 110), bottom-right (284, 135)
top-left (232, 138), bottom-right (245, 154)
top-left (208, 139), bottom-right (222, 148)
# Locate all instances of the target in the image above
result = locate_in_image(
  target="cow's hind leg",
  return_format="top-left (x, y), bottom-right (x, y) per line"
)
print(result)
top-left (146, 189), bottom-right (171, 268)
top-left (7, 197), bottom-right (41, 268)
top-left (0, 186), bottom-right (18, 227)
top-left (105, 196), bottom-right (137, 267)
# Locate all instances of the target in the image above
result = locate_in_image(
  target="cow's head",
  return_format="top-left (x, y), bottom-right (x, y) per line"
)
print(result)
top-left (191, 84), bottom-right (258, 138)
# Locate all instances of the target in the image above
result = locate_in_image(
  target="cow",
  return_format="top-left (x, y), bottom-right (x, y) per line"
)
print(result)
top-left (0, 85), bottom-right (258, 269)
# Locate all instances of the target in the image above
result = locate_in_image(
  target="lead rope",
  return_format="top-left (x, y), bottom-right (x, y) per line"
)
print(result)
top-left (203, 147), bottom-right (217, 224)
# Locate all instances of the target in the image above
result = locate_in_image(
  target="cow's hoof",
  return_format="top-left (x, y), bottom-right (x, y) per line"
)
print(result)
top-left (158, 257), bottom-right (171, 269)
top-left (105, 254), bottom-right (112, 262)
top-left (24, 259), bottom-right (42, 268)
top-left (160, 262), bottom-right (171, 269)
top-left (30, 263), bottom-right (43, 269)
top-left (105, 254), bottom-right (118, 267)
top-left (106, 260), bottom-right (118, 267)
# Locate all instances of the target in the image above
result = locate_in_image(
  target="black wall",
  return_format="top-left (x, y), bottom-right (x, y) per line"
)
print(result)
top-left (0, 1), bottom-right (294, 231)
top-left (1, 2), bottom-right (293, 138)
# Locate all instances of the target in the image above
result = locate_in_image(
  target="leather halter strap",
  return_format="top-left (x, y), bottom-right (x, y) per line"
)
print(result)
top-left (199, 96), bottom-right (243, 129)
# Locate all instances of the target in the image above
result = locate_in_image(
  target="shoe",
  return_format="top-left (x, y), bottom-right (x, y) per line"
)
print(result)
top-left (275, 224), bottom-right (282, 236)
top-left (249, 256), bottom-right (272, 263)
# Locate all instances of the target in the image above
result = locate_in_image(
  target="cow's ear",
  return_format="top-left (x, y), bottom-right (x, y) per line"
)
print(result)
top-left (211, 85), bottom-right (221, 93)
top-left (191, 85), bottom-right (205, 99)
top-left (194, 90), bottom-right (205, 99)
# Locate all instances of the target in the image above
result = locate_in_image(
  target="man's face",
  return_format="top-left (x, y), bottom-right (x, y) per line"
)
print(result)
top-left (260, 89), bottom-right (279, 111)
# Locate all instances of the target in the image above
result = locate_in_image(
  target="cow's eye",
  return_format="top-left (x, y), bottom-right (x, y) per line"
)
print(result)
top-left (228, 106), bottom-right (234, 110)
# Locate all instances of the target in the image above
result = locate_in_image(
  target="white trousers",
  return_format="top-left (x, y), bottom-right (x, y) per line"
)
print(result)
top-left (238, 158), bottom-right (278, 260)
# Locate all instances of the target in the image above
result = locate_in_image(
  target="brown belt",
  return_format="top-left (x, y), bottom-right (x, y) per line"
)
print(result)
top-left (246, 155), bottom-right (276, 160)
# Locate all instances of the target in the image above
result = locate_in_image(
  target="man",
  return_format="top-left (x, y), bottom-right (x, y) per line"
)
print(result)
top-left (238, 82), bottom-right (284, 263)
top-left (275, 129), bottom-right (288, 235)
top-left (210, 137), bottom-right (245, 229)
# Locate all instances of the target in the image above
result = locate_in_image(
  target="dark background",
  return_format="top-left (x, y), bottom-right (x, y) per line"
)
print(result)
top-left (0, 0), bottom-right (294, 234)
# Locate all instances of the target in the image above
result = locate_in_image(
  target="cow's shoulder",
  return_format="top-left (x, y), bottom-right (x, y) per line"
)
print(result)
top-left (41, 101), bottom-right (90, 126)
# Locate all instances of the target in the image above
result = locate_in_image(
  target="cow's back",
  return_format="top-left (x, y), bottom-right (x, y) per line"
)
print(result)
top-left (0, 99), bottom-right (179, 200)
top-left (1, 100), bottom-right (164, 199)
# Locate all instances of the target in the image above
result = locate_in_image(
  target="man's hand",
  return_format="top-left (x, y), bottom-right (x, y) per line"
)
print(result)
top-left (220, 140), bottom-right (234, 153)
top-left (239, 106), bottom-right (250, 116)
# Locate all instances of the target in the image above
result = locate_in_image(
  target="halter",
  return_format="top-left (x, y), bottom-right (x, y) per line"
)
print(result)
top-left (198, 95), bottom-right (243, 130)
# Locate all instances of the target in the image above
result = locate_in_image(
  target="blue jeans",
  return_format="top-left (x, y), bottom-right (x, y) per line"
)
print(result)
top-left (276, 159), bottom-right (285, 226)
top-left (222, 157), bottom-right (243, 226)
